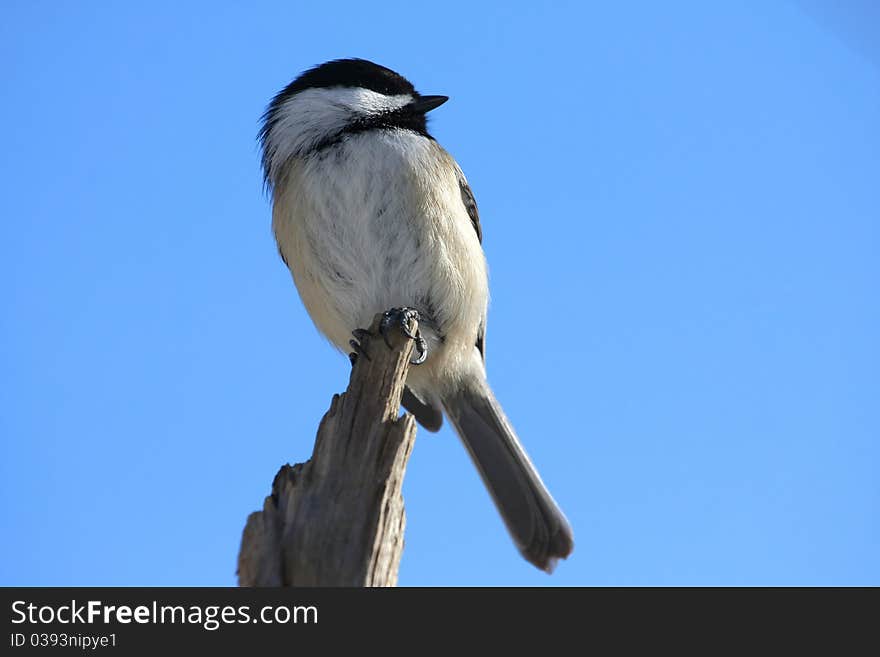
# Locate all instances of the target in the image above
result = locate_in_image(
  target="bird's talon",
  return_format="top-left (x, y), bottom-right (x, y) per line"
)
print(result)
top-left (400, 322), bottom-right (418, 341)
top-left (352, 328), bottom-right (372, 341)
top-left (378, 307), bottom-right (429, 365)
top-left (380, 307), bottom-right (420, 346)
top-left (348, 338), bottom-right (371, 362)
top-left (411, 335), bottom-right (428, 365)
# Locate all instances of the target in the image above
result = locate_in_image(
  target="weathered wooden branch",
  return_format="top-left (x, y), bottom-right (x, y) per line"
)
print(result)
top-left (237, 312), bottom-right (418, 587)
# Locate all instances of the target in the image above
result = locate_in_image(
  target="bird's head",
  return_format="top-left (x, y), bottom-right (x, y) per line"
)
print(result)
top-left (259, 58), bottom-right (448, 189)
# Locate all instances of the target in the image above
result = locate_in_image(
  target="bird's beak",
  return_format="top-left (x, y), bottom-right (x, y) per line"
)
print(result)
top-left (408, 95), bottom-right (449, 114)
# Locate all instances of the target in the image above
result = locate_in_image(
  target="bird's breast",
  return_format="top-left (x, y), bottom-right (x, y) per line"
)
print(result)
top-left (272, 129), bottom-right (488, 370)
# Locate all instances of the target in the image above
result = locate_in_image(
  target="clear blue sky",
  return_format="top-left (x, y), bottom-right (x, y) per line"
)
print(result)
top-left (2, 1), bottom-right (877, 586)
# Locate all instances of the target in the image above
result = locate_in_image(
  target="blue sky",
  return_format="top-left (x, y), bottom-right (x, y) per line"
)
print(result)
top-left (1, 1), bottom-right (877, 586)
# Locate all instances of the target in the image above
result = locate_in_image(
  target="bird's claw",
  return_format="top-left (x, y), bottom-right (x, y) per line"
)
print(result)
top-left (379, 307), bottom-right (428, 365)
top-left (411, 335), bottom-right (428, 365)
top-left (348, 328), bottom-right (373, 365)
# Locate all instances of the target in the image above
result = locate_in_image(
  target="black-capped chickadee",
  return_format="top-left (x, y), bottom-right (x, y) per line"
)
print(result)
top-left (259, 58), bottom-right (573, 572)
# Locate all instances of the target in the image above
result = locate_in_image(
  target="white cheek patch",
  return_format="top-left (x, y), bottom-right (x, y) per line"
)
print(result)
top-left (330, 87), bottom-right (413, 114)
top-left (263, 87), bottom-right (413, 186)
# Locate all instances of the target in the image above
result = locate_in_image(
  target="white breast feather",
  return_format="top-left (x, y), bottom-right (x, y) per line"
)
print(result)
top-left (271, 127), bottom-right (488, 391)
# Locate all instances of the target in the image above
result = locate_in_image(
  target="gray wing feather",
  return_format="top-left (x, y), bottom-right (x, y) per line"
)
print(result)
top-left (457, 170), bottom-right (482, 244)
top-left (457, 170), bottom-right (486, 363)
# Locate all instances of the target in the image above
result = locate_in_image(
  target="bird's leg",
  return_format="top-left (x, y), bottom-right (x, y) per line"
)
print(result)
top-left (379, 307), bottom-right (428, 365)
top-left (348, 328), bottom-right (373, 365)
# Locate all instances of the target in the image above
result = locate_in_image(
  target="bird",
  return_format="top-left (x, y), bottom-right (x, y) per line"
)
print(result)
top-left (259, 58), bottom-right (573, 572)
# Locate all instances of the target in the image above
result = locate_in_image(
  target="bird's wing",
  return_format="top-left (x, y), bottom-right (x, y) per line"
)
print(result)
top-left (456, 168), bottom-right (486, 364)
top-left (457, 168), bottom-right (482, 244)
top-left (405, 166), bottom-right (487, 429)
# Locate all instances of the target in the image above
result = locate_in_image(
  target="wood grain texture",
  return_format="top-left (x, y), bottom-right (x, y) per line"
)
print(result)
top-left (238, 312), bottom-right (419, 587)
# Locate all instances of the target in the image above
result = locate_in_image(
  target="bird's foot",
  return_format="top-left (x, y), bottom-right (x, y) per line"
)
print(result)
top-left (380, 307), bottom-right (428, 365)
top-left (348, 328), bottom-right (373, 366)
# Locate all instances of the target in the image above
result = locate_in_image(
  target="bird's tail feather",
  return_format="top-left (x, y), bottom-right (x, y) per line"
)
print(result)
top-left (442, 378), bottom-right (574, 572)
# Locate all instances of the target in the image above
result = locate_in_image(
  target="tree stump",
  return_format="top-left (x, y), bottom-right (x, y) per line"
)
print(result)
top-left (237, 312), bottom-right (419, 587)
